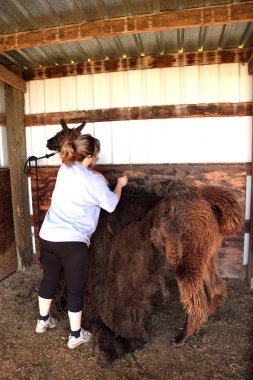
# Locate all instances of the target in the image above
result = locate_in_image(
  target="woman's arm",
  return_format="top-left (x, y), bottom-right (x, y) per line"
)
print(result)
top-left (113, 176), bottom-right (128, 201)
top-left (87, 167), bottom-right (109, 184)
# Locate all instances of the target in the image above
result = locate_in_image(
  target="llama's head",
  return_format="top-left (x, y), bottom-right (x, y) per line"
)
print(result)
top-left (149, 197), bottom-right (184, 264)
top-left (150, 198), bottom-right (177, 245)
top-left (46, 119), bottom-right (86, 151)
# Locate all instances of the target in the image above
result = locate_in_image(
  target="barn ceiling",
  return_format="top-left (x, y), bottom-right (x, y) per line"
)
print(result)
top-left (0, 0), bottom-right (252, 70)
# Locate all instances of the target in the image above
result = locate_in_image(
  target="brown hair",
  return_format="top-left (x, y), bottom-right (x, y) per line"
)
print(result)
top-left (60, 134), bottom-right (100, 166)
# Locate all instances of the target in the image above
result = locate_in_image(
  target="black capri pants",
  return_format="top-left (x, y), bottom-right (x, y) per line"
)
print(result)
top-left (39, 238), bottom-right (90, 312)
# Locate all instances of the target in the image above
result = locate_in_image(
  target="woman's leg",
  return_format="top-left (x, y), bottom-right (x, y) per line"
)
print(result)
top-left (60, 241), bottom-right (91, 347)
top-left (60, 241), bottom-right (90, 317)
top-left (68, 310), bottom-right (82, 331)
top-left (38, 296), bottom-right (53, 317)
top-left (38, 239), bottom-right (63, 317)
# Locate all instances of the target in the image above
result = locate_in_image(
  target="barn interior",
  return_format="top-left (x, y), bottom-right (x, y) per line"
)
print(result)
top-left (0, 1), bottom-right (252, 378)
top-left (0, 0), bottom-right (252, 281)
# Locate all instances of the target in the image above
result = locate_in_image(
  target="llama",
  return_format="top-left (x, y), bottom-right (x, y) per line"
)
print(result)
top-left (148, 180), bottom-right (242, 347)
top-left (82, 180), bottom-right (242, 362)
top-left (84, 188), bottom-right (164, 363)
top-left (46, 119), bottom-right (86, 151)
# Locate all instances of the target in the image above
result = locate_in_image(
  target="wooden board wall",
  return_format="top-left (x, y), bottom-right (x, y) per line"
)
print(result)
top-left (0, 168), bottom-right (17, 280)
top-left (29, 163), bottom-right (249, 280)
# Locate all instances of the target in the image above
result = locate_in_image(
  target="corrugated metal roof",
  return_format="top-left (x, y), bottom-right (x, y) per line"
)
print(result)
top-left (0, 0), bottom-right (252, 69)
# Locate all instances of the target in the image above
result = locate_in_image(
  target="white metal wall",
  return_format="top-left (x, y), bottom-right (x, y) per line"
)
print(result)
top-left (1, 64), bottom-right (252, 260)
top-left (24, 63), bottom-right (252, 166)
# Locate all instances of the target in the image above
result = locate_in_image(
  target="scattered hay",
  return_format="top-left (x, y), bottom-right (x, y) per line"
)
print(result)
top-left (0, 261), bottom-right (252, 380)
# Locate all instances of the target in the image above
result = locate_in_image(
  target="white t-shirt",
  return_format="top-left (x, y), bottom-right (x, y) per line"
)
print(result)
top-left (39, 163), bottom-right (118, 245)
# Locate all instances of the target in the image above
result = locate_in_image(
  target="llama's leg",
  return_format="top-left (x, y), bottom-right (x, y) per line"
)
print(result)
top-left (172, 316), bottom-right (189, 347)
top-left (173, 268), bottom-right (209, 347)
top-left (204, 258), bottom-right (227, 317)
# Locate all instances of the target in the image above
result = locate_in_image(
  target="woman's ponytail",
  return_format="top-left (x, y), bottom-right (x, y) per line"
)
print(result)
top-left (60, 140), bottom-right (77, 166)
top-left (60, 134), bottom-right (100, 166)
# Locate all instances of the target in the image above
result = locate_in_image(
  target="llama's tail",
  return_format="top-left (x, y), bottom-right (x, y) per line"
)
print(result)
top-left (197, 185), bottom-right (243, 235)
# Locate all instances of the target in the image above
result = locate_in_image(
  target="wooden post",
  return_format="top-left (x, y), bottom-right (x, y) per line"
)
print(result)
top-left (247, 72), bottom-right (253, 288)
top-left (4, 66), bottom-right (33, 269)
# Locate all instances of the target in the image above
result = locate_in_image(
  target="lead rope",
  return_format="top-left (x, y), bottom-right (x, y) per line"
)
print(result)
top-left (24, 152), bottom-right (57, 264)
top-left (24, 152), bottom-right (56, 230)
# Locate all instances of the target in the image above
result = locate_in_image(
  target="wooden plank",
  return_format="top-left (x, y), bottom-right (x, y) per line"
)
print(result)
top-left (0, 168), bottom-right (15, 253)
top-left (29, 163), bottom-right (248, 279)
top-left (0, 168), bottom-right (17, 280)
top-left (1, 3), bottom-right (253, 52)
top-left (248, 52), bottom-right (253, 75)
top-left (0, 113), bottom-right (5, 126)
top-left (22, 48), bottom-right (252, 81)
top-left (24, 102), bottom-right (253, 126)
top-left (4, 66), bottom-right (33, 269)
top-left (0, 64), bottom-right (26, 93)
top-left (0, 241), bottom-right (17, 281)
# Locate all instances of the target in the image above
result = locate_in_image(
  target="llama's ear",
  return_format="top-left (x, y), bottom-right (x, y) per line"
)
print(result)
top-left (60, 119), bottom-right (68, 131)
top-left (76, 121), bottom-right (86, 132)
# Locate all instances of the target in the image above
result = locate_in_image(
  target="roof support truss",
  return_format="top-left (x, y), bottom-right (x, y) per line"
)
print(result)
top-left (0, 2), bottom-right (252, 52)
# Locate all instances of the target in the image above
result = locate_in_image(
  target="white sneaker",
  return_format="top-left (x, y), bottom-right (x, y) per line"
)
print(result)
top-left (67, 328), bottom-right (92, 349)
top-left (36, 316), bottom-right (58, 333)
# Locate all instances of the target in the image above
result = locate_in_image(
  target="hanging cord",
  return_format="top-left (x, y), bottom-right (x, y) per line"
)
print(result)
top-left (24, 152), bottom-right (56, 230)
top-left (24, 152), bottom-right (56, 175)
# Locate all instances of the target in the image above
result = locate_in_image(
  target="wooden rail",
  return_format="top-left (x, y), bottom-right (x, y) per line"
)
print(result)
top-left (24, 102), bottom-right (252, 126)
top-left (22, 49), bottom-right (251, 81)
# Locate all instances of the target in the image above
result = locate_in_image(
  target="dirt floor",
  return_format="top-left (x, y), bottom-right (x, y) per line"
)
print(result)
top-left (0, 261), bottom-right (252, 380)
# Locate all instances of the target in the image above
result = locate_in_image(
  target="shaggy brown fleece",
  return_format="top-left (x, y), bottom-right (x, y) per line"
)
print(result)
top-left (149, 181), bottom-right (242, 346)
top-left (82, 180), bottom-right (242, 362)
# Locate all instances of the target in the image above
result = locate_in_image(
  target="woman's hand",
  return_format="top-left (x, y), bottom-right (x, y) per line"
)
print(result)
top-left (114, 176), bottom-right (128, 201)
top-left (117, 176), bottom-right (128, 187)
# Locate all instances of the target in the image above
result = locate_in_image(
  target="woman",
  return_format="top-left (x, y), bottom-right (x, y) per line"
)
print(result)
top-left (36, 134), bottom-right (128, 349)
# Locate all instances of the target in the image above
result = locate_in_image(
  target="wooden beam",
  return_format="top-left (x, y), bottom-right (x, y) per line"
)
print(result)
top-left (24, 102), bottom-right (252, 126)
top-left (22, 48), bottom-right (251, 81)
top-left (4, 66), bottom-right (33, 269)
top-left (0, 65), bottom-right (26, 93)
top-left (248, 52), bottom-right (253, 75)
top-left (0, 113), bottom-right (5, 126)
top-left (1, 2), bottom-right (253, 51)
